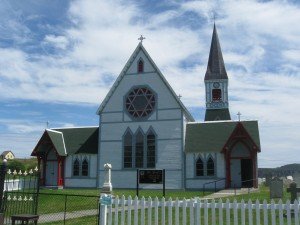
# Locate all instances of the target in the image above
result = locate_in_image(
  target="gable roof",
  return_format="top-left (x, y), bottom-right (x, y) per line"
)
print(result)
top-left (96, 42), bottom-right (195, 122)
top-left (31, 127), bottom-right (99, 157)
top-left (1, 151), bottom-right (14, 157)
top-left (205, 24), bottom-right (228, 80)
top-left (185, 120), bottom-right (260, 153)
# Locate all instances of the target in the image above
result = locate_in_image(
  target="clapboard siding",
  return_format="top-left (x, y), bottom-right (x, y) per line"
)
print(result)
top-left (101, 112), bottom-right (123, 123)
top-left (158, 109), bottom-right (181, 120)
top-left (100, 120), bottom-right (182, 141)
top-left (98, 170), bottom-right (182, 189)
top-left (185, 152), bottom-right (226, 189)
top-left (64, 178), bottom-right (96, 188)
top-left (99, 142), bottom-right (122, 170)
top-left (102, 73), bottom-right (180, 113)
top-left (98, 46), bottom-right (186, 189)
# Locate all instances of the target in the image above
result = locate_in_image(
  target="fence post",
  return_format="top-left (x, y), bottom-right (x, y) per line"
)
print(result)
top-left (99, 203), bottom-right (107, 225)
top-left (0, 159), bottom-right (7, 225)
top-left (99, 163), bottom-right (113, 225)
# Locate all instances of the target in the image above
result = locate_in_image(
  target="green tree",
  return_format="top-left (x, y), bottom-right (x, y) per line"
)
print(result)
top-left (6, 160), bottom-right (25, 172)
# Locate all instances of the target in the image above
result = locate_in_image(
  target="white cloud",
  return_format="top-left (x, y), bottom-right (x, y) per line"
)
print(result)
top-left (0, 0), bottom-right (299, 166)
top-left (43, 35), bottom-right (69, 50)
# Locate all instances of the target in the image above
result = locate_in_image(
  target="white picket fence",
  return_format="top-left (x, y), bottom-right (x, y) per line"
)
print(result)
top-left (4, 179), bottom-right (22, 191)
top-left (100, 196), bottom-right (300, 225)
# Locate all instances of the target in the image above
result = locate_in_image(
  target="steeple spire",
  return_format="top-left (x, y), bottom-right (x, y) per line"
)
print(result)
top-left (205, 24), bottom-right (228, 80)
top-left (204, 24), bottom-right (231, 121)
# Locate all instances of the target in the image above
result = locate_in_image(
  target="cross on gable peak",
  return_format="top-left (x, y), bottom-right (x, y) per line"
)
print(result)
top-left (138, 35), bottom-right (146, 43)
top-left (237, 112), bottom-right (242, 121)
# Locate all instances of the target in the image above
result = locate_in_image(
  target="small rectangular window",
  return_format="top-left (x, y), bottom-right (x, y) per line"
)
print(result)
top-left (212, 89), bottom-right (222, 101)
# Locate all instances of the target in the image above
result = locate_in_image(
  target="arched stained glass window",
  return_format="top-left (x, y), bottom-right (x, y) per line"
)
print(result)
top-left (73, 159), bottom-right (80, 176)
top-left (147, 131), bottom-right (155, 168)
top-left (82, 158), bottom-right (89, 176)
top-left (207, 157), bottom-right (215, 176)
top-left (196, 157), bottom-right (204, 176)
top-left (138, 59), bottom-right (144, 73)
top-left (123, 131), bottom-right (133, 168)
top-left (135, 131), bottom-right (144, 168)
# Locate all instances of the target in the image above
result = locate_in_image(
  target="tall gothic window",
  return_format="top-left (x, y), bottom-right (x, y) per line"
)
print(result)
top-left (138, 59), bottom-right (144, 73)
top-left (207, 156), bottom-right (215, 176)
top-left (82, 158), bottom-right (89, 176)
top-left (147, 131), bottom-right (156, 168)
top-left (196, 157), bottom-right (204, 176)
top-left (212, 89), bottom-right (222, 101)
top-left (135, 131), bottom-right (144, 168)
top-left (123, 131), bottom-right (133, 168)
top-left (73, 159), bottom-right (80, 176)
top-left (123, 128), bottom-right (156, 168)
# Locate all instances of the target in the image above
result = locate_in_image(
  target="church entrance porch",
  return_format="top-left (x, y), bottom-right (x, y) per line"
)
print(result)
top-left (222, 122), bottom-right (260, 189)
top-left (230, 158), bottom-right (253, 188)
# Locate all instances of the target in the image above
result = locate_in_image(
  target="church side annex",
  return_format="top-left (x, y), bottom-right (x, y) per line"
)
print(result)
top-left (31, 25), bottom-right (260, 190)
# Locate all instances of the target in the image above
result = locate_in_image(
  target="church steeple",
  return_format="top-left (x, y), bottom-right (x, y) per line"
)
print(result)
top-left (204, 24), bottom-right (231, 121)
top-left (205, 24), bottom-right (228, 80)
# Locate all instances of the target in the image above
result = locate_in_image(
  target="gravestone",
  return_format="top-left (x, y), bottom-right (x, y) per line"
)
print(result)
top-left (265, 174), bottom-right (272, 187)
top-left (270, 177), bottom-right (283, 199)
top-left (287, 182), bottom-right (300, 204)
top-left (293, 172), bottom-right (300, 186)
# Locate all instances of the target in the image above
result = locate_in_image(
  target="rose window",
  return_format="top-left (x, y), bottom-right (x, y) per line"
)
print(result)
top-left (125, 87), bottom-right (155, 118)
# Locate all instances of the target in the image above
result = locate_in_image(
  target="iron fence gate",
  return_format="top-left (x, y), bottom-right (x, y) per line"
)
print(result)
top-left (0, 160), bottom-right (40, 224)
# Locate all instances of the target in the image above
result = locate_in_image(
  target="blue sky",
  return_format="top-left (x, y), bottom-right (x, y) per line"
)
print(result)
top-left (0, 0), bottom-right (299, 168)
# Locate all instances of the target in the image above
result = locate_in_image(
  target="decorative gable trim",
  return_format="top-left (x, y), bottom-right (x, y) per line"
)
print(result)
top-left (222, 122), bottom-right (260, 153)
top-left (96, 43), bottom-right (195, 122)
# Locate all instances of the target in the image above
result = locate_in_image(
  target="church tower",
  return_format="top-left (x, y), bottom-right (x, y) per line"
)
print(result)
top-left (204, 24), bottom-right (231, 121)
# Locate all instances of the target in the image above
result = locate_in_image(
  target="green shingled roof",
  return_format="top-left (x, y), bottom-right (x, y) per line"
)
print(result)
top-left (32, 127), bottom-right (99, 156)
top-left (47, 130), bottom-right (66, 156)
top-left (185, 120), bottom-right (260, 153)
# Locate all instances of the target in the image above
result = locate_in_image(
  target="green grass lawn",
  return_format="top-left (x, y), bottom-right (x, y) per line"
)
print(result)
top-left (34, 185), bottom-right (295, 224)
top-left (40, 188), bottom-right (210, 199)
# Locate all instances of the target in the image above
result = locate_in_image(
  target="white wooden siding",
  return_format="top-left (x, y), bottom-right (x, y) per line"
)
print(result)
top-left (98, 47), bottom-right (185, 189)
top-left (158, 109), bottom-right (181, 120)
top-left (102, 73), bottom-right (180, 113)
top-left (64, 178), bottom-right (96, 188)
top-left (126, 50), bottom-right (155, 74)
top-left (98, 170), bottom-right (182, 189)
top-left (185, 152), bottom-right (226, 189)
top-left (64, 154), bottom-right (97, 188)
top-left (101, 112), bottom-right (123, 123)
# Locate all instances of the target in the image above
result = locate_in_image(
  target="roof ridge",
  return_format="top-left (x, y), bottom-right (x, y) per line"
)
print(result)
top-left (188, 120), bottom-right (258, 124)
top-left (52, 126), bottom-right (98, 130)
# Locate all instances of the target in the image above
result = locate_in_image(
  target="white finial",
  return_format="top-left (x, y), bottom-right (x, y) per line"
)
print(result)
top-left (138, 35), bottom-right (146, 43)
top-left (237, 112), bottom-right (242, 121)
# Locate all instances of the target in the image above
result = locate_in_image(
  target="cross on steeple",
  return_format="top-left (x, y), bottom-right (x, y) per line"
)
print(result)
top-left (237, 112), bottom-right (242, 121)
top-left (178, 94), bottom-right (182, 99)
top-left (138, 35), bottom-right (146, 43)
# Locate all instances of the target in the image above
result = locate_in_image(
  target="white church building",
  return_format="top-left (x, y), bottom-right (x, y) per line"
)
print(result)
top-left (32, 25), bottom-right (261, 190)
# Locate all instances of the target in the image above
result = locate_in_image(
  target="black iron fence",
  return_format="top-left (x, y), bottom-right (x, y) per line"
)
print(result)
top-left (37, 193), bottom-right (99, 224)
top-left (0, 160), bottom-right (40, 224)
